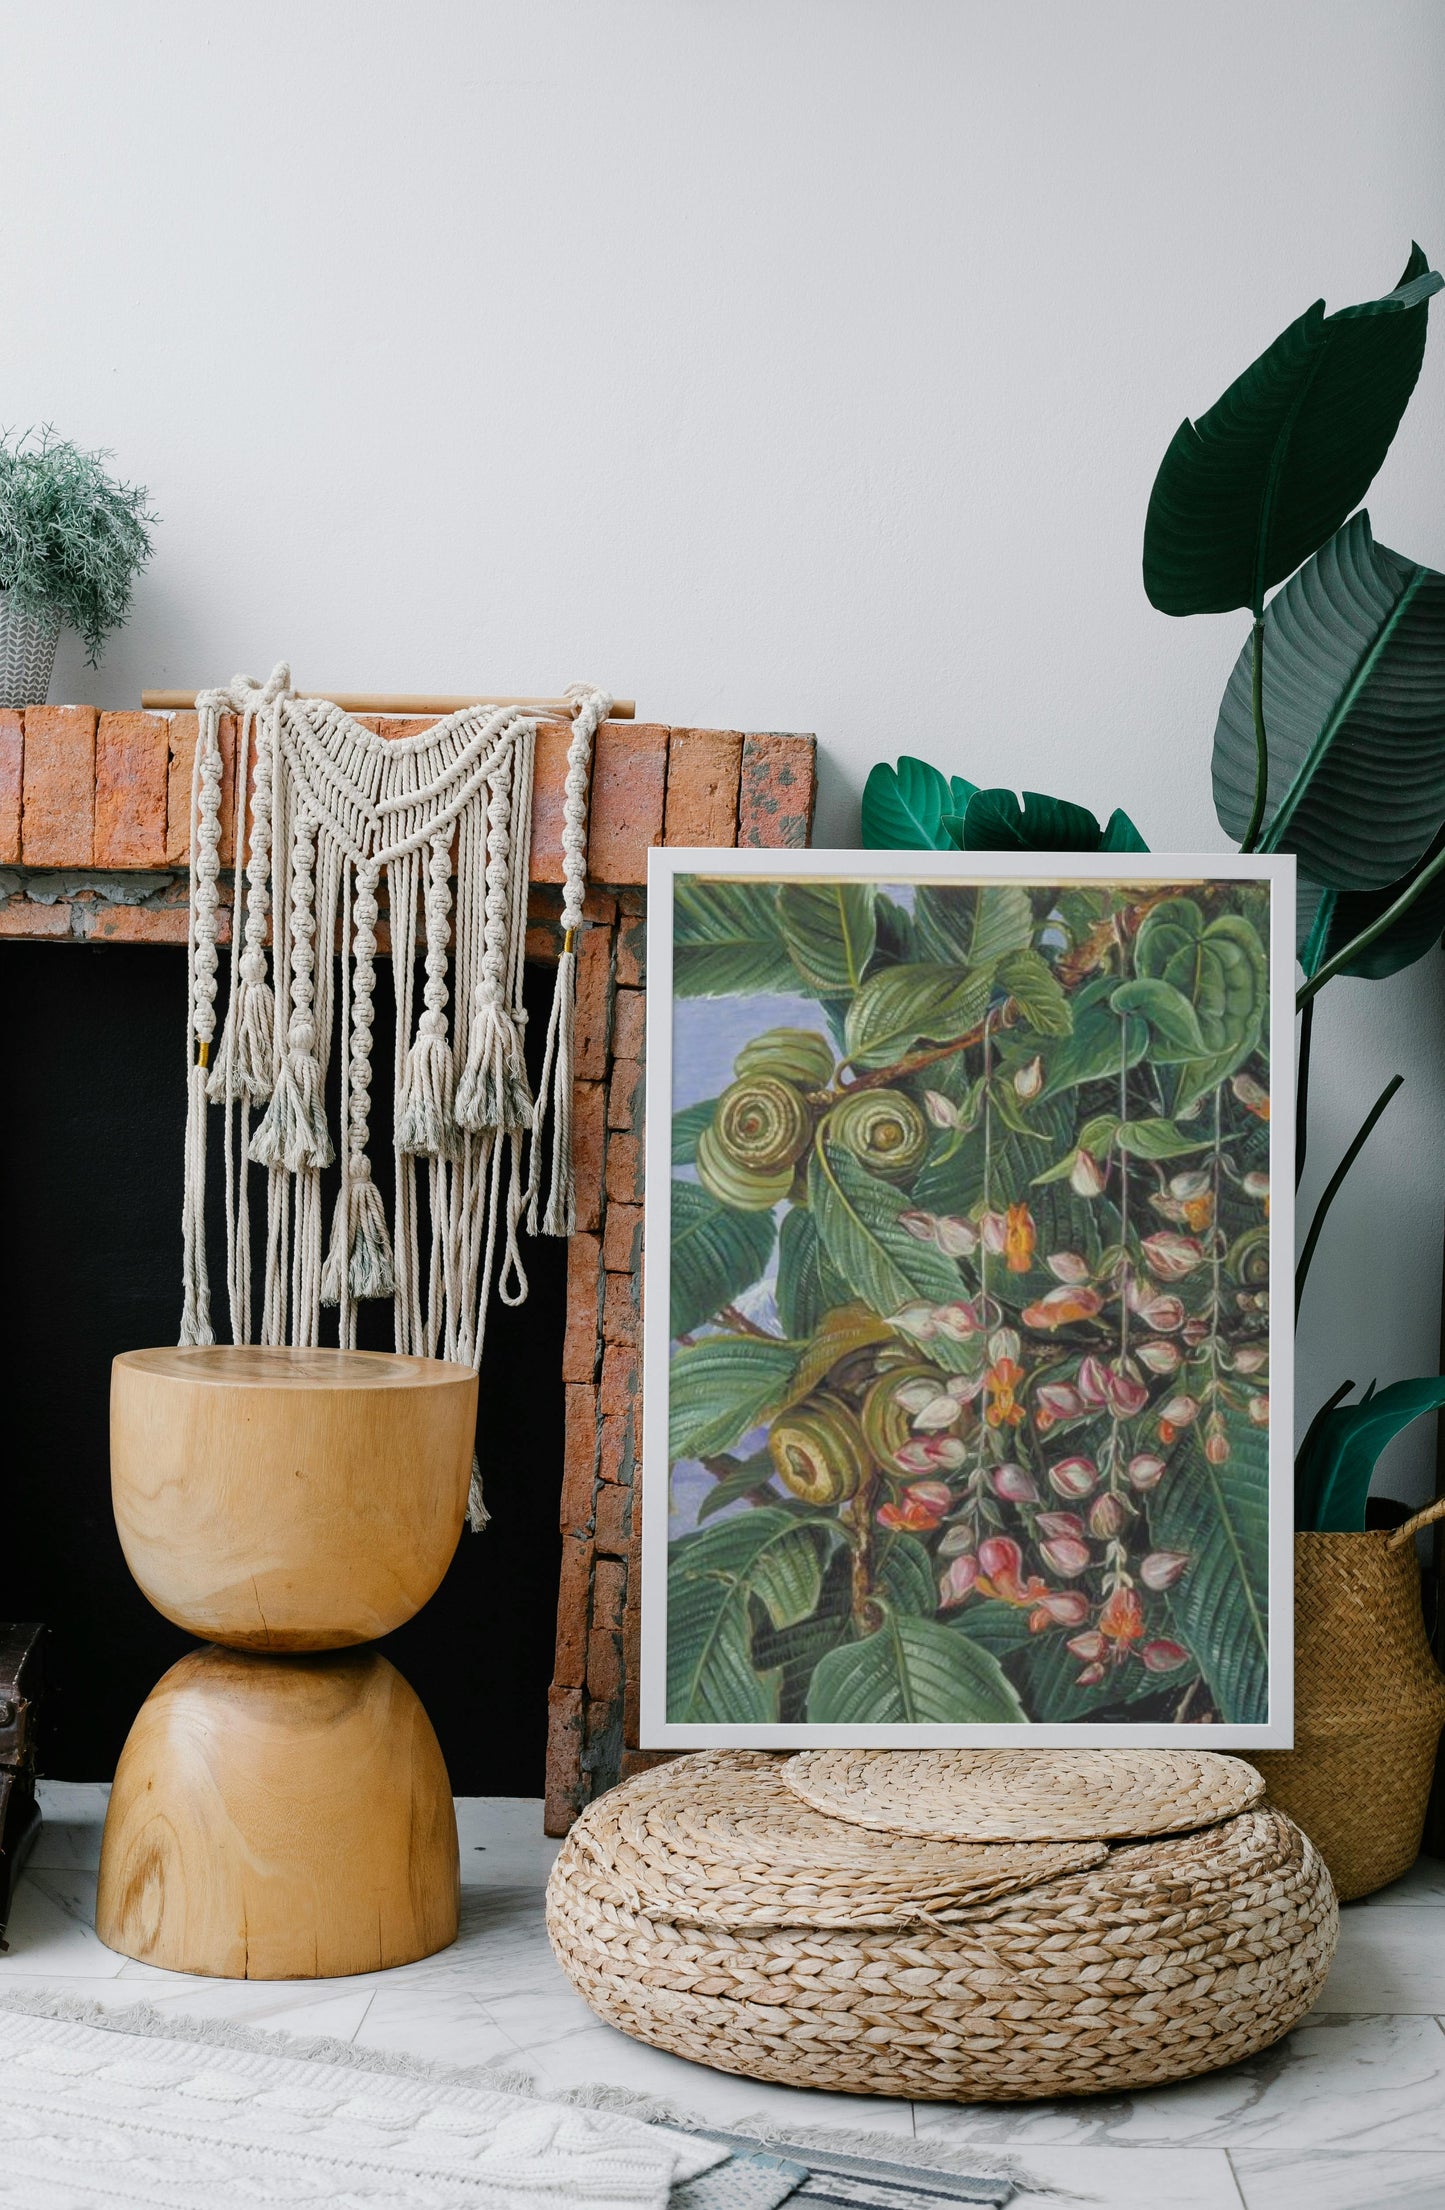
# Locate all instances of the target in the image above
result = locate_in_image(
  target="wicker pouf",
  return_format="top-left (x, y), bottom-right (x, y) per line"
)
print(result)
top-left (545, 1751), bottom-right (1338, 2102)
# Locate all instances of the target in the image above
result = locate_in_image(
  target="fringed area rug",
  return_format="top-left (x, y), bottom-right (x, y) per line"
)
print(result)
top-left (0, 1992), bottom-right (1018, 2209)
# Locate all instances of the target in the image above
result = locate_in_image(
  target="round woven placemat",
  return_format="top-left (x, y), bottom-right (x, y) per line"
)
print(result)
top-left (781, 1746), bottom-right (1263, 1840)
top-left (574, 1750), bottom-right (1106, 1928)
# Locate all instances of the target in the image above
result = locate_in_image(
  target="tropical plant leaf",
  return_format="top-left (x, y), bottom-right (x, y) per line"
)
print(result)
top-left (667, 1510), bottom-right (835, 1722)
top-left (775, 1205), bottom-right (825, 1338)
top-left (1144, 246), bottom-right (1443, 616)
top-left (861, 756), bottom-right (977, 849)
top-left (673, 878), bottom-right (799, 998)
top-left (960, 787), bottom-right (1149, 855)
top-left (1299, 826), bottom-right (1445, 981)
top-left (668, 1333), bottom-right (801, 1460)
top-left (1134, 902), bottom-right (1267, 1111)
top-left (777, 881), bottom-right (878, 992)
top-left (1298, 1376), bottom-right (1445, 1533)
top-left (805, 1611), bottom-right (1026, 1723)
top-left (1014, 1630), bottom-right (1184, 1723)
top-left (808, 1142), bottom-right (965, 1321)
top-left (913, 882), bottom-right (1034, 968)
top-left (874, 1530), bottom-right (938, 1617)
top-left (844, 962), bottom-right (993, 1069)
top-left (787, 1302), bottom-right (896, 1400)
top-left (1111, 978), bottom-right (1208, 1057)
top-left (1214, 513), bottom-right (1445, 887)
top-left (669, 1182), bottom-right (777, 1338)
top-left (1114, 1116), bottom-right (1213, 1160)
top-left (1038, 976), bottom-right (1148, 1098)
top-left (695, 1451), bottom-right (777, 1522)
top-left (995, 947), bottom-right (1073, 1036)
top-left (1148, 1414), bottom-right (1270, 1725)
top-left (672, 1099), bottom-right (716, 1164)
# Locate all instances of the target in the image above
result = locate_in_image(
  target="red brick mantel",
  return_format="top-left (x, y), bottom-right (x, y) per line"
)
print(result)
top-left (0, 703), bottom-right (817, 1829)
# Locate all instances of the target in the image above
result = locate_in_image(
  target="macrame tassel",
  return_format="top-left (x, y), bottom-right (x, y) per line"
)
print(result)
top-left (467, 1454), bottom-right (490, 1533)
top-left (249, 1023), bottom-right (334, 1172)
top-left (207, 966), bottom-right (276, 1105)
top-left (321, 1169), bottom-right (396, 1304)
top-left (397, 1016), bottom-right (459, 1158)
top-left (179, 1060), bottom-right (215, 1346)
top-left (455, 991), bottom-right (532, 1135)
top-left (529, 945), bottom-right (577, 1237)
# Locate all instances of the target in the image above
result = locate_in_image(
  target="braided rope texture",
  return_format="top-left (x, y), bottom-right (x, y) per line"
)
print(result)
top-left (545, 1750), bottom-right (1338, 2102)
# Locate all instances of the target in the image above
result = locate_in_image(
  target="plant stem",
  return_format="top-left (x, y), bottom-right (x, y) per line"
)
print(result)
top-left (1295, 1074), bottom-right (1403, 1315)
top-left (1295, 997), bottom-right (1314, 1193)
top-left (1296, 836), bottom-right (1445, 1007)
top-left (1241, 618), bottom-right (1269, 853)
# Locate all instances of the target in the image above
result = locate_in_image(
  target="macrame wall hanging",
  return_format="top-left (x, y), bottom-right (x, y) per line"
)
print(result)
top-left (180, 665), bottom-right (609, 1526)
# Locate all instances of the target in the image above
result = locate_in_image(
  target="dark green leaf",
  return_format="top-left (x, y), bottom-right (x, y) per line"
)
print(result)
top-left (805, 1612), bottom-right (1026, 1723)
top-left (673, 878), bottom-right (799, 998)
top-left (669, 1334), bottom-right (801, 1460)
top-left (667, 1510), bottom-right (834, 1722)
top-left (696, 1452), bottom-right (778, 1522)
top-left (1114, 1117), bottom-right (1213, 1160)
top-left (776, 880), bottom-right (878, 993)
top-left (1145, 246), bottom-right (1443, 616)
top-left (1111, 977), bottom-right (1208, 1057)
top-left (1149, 1416), bottom-right (1270, 1725)
top-left (995, 947), bottom-right (1073, 1036)
top-left (670, 1182), bottom-right (777, 1339)
top-left (963, 786), bottom-right (1121, 852)
top-left (808, 1141), bottom-right (964, 1321)
top-left (844, 962), bottom-right (992, 1069)
top-left (913, 882), bottom-right (1034, 968)
top-left (1300, 1377), bottom-right (1445, 1533)
top-left (875, 1531), bottom-right (938, 1617)
top-left (775, 1206), bottom-right (825, 1338)
top-left (1038, 978), bottom-right (1148, 1098)
top-left (1299, 827), bottom-right (1445, 981)
top-left (1214, 514), bottom-right (1445, 888)
top-left (672, 1099), bottom-right (717, 1164)
top-left (861, 756), bottom-right (974, 850)
top-left (1102, 808), bottom-right (1151, 853)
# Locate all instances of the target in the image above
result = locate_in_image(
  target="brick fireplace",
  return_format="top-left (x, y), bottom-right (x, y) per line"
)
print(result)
top-left (0, 704), bottom-right (815, 1833)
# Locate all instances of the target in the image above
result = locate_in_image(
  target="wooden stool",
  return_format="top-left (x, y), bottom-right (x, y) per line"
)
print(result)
top-left (97, 1347), bottom-right (477, 1979)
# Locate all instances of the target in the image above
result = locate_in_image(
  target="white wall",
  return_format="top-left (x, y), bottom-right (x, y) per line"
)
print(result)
top-left (3, 0), bottom-right (1443, 1492)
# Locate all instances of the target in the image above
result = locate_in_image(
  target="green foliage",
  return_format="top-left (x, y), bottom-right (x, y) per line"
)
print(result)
top-left (1143, 246), bottom-right (1442, 618)
top-left (669, 1183), bottom-right (776, 1339)
top-left (0, 428), bottom-right (156, 663)
top-left (1213, 515), bottom-right (1445, 889)
top-left (1298, 831), bottom-right (1445, 982)
top-left (666, 873), bottom-right (1274, 1729)
top-left (862, 762), bottom-right (1148, 858)
top-left (1295, 1377), bottom-right (1445, 1533)
top-left (805, 1612), bottom-right (1026, 1724)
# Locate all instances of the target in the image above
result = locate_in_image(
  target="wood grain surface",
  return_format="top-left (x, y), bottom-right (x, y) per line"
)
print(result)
top-left (97, 1645), bottom-right (459, 1978)
top-left (111, 1347), bottom-right (477, 1650)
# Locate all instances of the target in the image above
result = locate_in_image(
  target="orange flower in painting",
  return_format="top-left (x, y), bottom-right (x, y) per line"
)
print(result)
top-left (1004, 1202), bottom-right (1036, 1274)
top-left (985, 1356), bottom-right (1027, 1428)
top-left (1098, 1585), bottom-right (1145, 1644)
top-left (1180, 1192), bottom-right (1214, 1233)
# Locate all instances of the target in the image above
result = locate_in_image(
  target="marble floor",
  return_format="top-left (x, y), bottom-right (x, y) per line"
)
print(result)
top-left (5, 1786), bottom-right (1445, 2210)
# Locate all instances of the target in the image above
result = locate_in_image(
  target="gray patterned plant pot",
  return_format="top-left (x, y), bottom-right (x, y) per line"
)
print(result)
top-left (0, 592), bottom-right (61, 708)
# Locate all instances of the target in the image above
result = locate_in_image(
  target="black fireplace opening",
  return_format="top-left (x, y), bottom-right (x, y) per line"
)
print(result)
top-left (0, 940), bottom-right (566, 1796)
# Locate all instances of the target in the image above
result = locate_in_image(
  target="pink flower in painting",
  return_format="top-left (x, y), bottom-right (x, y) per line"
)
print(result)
top-left (1013, 1054), bottom-right (1045, 1100)
top-left (1029, 1589), bottom-right (1091, 1630)
top-left (1066, 1630), bottom-right (1108, 1663)
top-left (1036, 1511), bottom-right (1084, 1539)
top-left (924, 1089), bottom-right (960, 1129)
top-left (1040, 1535), bottom-right (1092, 1578)
top-left (992, 1463), bottom-right (1041, 1504)
top-left (1089, 1493), bottom-right (1128, 1539)
top-left (1158, 1393), bottom-right (1200, 1429)
top-left (1047, 1251), bottom-right (1092, 1284)
top-left (980, 1210), bottom-right (1009, 1255)
top-left (900, 1210), bottom-right (938, 1244)
top-left (936, 1215), bottom-right (980, 1258)
top-left (1101, 1362), bottom-right (1150, 1418)
top-left (1070, 1149), bottom-right (1107, 1197)
top-left (1075, 1660), bottom-right (1106, 1686)
top-left (1127, 1283), bottom-right (1186, 1332)
top-left (938, 1552), bottom-right (979, 1607)
top-left (1141, 1639), bottom-right (1190, 1673)
top-left (1140, 1550), bottom-right (1190, 1591)
top-left (1034, 1380), bottom-right (1087, 1432)
top-left (1126, 1452), bottom-right (1167, 1491)
top-left (1077, 1355), bottom-right (1111, 1408)
top-left (893, 1435), bottom-right (969, 1476)
top-left (1249, 1394), bottom-right (1270, 1426)
top-left (1049, 1456), bottom-right (1099, 1499)
top-left (1141, 1232), bottom-right (1206, 1281)
top-left (1136, 1337), bottom-right (1183, 1376)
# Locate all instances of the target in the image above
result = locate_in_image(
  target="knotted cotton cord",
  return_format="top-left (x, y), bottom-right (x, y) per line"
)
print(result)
top-left (182, 666), bottom-right (607, 1532)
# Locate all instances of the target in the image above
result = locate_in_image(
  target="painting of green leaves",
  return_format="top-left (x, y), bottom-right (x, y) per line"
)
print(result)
top-left (659, 863), bottom-right (1280, 1737)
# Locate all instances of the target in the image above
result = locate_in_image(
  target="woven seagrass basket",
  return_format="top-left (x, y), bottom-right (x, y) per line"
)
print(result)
top-left (1252, 1501), bottom-right (1445, 1903)
top-left (546, 1749), bottom-right (1337, 2101)
top-left (0, 593), bottom-right (60, 710)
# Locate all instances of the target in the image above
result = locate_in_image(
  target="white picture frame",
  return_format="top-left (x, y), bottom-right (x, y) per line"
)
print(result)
top-left (641, 847), bottom-right (1295, 1749)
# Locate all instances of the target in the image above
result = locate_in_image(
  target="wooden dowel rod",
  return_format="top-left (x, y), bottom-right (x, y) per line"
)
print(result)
top-left (140, 690), bottom-right (636, 719)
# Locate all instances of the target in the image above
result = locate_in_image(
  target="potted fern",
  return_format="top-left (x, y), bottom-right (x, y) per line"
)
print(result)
top-left (0, 429), bottom-right (156, 706)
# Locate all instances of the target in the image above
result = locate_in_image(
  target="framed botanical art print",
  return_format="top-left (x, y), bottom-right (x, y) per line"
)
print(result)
top-left (641, 848), bottom-right (1294, 1749)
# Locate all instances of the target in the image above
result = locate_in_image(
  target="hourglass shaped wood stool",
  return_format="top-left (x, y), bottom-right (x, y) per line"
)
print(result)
top-left (97, 1347), bottom-right (477, 1980)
